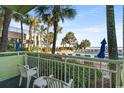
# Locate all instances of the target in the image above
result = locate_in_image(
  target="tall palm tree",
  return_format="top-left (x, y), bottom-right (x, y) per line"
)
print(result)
top-left (0, 6), bottom-right (4, 32)
top-left (106, 5), bottom-right (118, 60)
top-left (52, 5), bottom-right (76, 54)
top-left (0, 7), bottom-right (13, 52)
top-left (13, 13), bottom-right (24, 48)
top-left (122, 5), bottom-right (124, 87)
top-left (106, 5), bottom-right (118, 87)
top-left (123, 6), bottom-right (124, 59)
top-left (42, 14), bottom-right (53, 34)
top-left (27, 16), bottom-right (40, 51)
top-left (33, 17), bottom-right (40, 48)
top-left (43, 32), bottom-right (54, 51)
top-left (40, 25), bottom-right (47, 48)
top-left (35, 6), bottom-right (53, 52)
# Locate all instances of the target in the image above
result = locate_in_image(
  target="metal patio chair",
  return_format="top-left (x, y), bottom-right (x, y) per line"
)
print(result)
top-left (33, 75), bottom-right (73, 88)
top-left (18, 65), bottom-right (39, 88)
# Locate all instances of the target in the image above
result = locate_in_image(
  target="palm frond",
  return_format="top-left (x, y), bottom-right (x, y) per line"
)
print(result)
top-left (35, 5), bottom-right (52, 17)
top-left (62, 7), bottom-right (77, 20)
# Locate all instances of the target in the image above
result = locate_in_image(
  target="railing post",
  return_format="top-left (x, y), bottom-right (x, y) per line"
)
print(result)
top-left (17, 52), bottom-right (19, 56)
top-left (37, 53), bottom-right (40, 77)
top-left (25, 53), bottom-right (28, 65)
top-left (64, 57), bottom-right (67, 82)
top-left (116, 62), bottom-right (121, 88)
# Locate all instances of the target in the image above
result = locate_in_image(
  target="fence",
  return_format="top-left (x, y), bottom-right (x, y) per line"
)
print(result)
top-left (26, 52), bottom-right (123, 88)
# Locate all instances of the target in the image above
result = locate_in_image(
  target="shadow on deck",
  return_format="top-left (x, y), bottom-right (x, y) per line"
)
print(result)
top-left (0, 76), bottom-right (35, 88)
top-left (0, 76), bottom-right (111, 88)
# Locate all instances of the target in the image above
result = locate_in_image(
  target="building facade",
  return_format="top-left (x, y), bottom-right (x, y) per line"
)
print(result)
top-left (0, 26), bottom-right (27, 48)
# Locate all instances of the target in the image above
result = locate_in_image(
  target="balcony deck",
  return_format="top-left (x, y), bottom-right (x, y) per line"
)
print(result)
top-left (0, 76), bottom-right (35, 88)
top-left (0, 76), bottom-right (111, 88)
top-left (0, 52), bottom-right (123, 88)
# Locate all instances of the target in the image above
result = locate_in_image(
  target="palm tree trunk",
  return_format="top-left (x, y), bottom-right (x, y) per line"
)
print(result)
top-left (20, 19), bottom-right (23, 48)
top-left (28, 24), bottom-right (32, 51)
top-left (63, 44), bottom-right (64, 49)
top-left (0, 7), bottom-right (4, 31)
top-left (52, 20), bottom-right (58, 54)
top-left (52, 5), bottom-right (60, 54)
top-left (0, 8), bottom-right (12, 52)
top-left (123, 6), bottom-right (124, 59)
top-left (106, 5), bottom-right (118, 59)
top-left (46, 24), bottom-right (50, 52)
top-left (69, 44), bottom-right (71, 50)
top-left (106, 5), bottom-right (118, 87)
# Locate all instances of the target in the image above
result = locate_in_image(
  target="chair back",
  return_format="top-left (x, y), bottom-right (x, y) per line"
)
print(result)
top-left (18, 65), bottom-right (29, 77)
top-left (43, 77), bottom-right (73, 88)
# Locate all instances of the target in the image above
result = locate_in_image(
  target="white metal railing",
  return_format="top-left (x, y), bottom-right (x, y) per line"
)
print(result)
top-left (26, 53), bottom-right (123, 88)
top-left (0, 52), bottom-right (122, 88)
top-left (0, 51), bottom-right (26, 56)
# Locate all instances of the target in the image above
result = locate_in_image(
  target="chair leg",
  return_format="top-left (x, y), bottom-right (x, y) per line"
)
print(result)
top-left (33, 84), bottom-right (35, 88)
top-left (37, 71), bottom-right (39, 78)
top-left (27, 77), bottom-right (31, 88)
top-left (19, 77), bottom-right (23, 87)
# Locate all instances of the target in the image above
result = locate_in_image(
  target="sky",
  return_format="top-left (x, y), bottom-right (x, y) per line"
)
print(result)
top-left (10, 5), bottom-right (123, 47)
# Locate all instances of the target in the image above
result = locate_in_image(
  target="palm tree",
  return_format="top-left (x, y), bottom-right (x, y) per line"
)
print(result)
top-left (56, 25), bottom-right (62, 36)
top-left (33, 17), bottom-right (40, 48)
top-left (52, 5), bottom-right (76, 54)
top-left (106, 5), bottom-right (118, 60)
top-left (0, 6), bottom-right (4, 32)
top-left (35, 6), bottom-right (53, 52)
top-left (27, 16), bottom-right (40, 51)
top-left (0, 7), bottom-right (13, 52)
top-left (42, 14), bottom-right (53, 52)
top-left (43, 32), bottom-right (54, 51)
top-left (13, 13), bottom-right (24, 48)
top-left (106, 5), bottom-right (118, 87)
top-left (40, 25), bottom-right (47, 48)
top-left (123, 6), bottom-right (124, 59)
top-left (35, 5), bottom-right (76, 54)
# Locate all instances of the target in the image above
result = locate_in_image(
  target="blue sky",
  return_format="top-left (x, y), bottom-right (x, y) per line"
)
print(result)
top-left (10, 5), bottom-right (123, 47)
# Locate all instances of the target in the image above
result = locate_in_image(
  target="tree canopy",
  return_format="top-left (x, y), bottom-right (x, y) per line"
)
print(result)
top-left (80, 39), bottom-right (91, 50)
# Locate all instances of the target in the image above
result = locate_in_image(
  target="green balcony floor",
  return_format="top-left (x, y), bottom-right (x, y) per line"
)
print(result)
top-left (0, 76), bottom-right (35, 88)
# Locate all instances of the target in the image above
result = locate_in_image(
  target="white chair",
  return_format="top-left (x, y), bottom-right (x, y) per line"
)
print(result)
top-left (33, 75), bottom-right (73, 88)
top-left (44, 76), bottom-right (73, 88)
top-left (33, 75), bottom-right (53, 88)
top-left (18, 65), bottom-right (39, 88)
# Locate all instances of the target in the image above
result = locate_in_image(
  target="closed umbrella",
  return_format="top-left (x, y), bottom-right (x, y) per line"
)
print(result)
top-left (16, 41), bottom-right (20, 51)
top-left (97, 38), bottom-right (107, 58)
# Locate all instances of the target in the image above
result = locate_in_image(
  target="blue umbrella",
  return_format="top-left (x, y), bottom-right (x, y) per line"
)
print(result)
top-left (16, 41), bottom-right (20, 51)
top-left (97, 38), bottom-right (107, 58)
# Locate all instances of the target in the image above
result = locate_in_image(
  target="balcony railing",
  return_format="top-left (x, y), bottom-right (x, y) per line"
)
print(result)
top-left (26, 52), bottom-right (123, 88)
top-left (0, 52), bottom-right (123, 88)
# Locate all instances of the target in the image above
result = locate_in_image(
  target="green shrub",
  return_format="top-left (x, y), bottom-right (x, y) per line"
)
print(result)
top-left (7, 44), bottom-right (15, 51)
